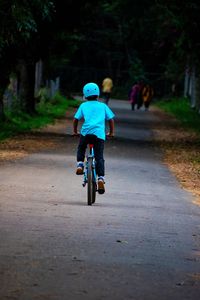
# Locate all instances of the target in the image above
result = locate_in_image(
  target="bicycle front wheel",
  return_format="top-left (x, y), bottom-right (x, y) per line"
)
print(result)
top-left (87, 157), bottom-right (96, 205)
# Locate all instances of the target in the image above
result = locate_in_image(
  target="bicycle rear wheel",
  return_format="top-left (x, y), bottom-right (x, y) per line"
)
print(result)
top-left (92, 170), bottom-right (96, 204)
top-left (87, 157), bottom-right (96, 205)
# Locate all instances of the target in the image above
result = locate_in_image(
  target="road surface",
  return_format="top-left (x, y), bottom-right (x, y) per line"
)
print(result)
top-left (0, 99), bottom-right (200, 300)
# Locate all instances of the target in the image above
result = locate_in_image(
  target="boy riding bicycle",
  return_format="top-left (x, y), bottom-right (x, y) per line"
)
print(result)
top-left (73, 82), bottom-right (115, 194)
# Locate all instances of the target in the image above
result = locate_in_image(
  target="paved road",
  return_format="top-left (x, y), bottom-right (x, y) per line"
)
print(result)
top-left (0, 100), bottom-right (200, 300)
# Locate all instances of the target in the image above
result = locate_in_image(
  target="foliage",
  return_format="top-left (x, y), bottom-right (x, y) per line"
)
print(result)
top-left (1, 0), bottom-right (200, 110)
top-left (0, 93), bottom-right (80, 141)
top-left (129, 56), bottom-right (145, 84)
top-left (35, 86), bottom-right (50, 104)
top-left (0, 1), bottom-right (55, 118)
top-left (151, 1), bottom-right (200, 74)
top-left (0, 0), bottom-right (54, 46)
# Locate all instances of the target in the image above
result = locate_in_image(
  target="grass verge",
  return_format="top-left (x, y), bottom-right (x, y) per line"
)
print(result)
top-left (0, 93), bottom-right (80, 141)
top-left (155, 97), bottom-right (200, 134)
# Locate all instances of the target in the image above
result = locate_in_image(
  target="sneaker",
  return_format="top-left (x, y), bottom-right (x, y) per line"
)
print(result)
top-left (76, 162), bottom-right (84, 175)
top-left (98, 178), bottom-right (105, 194)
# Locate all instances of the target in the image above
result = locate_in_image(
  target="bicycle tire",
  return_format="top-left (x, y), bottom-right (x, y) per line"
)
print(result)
top-left (87, 157), bottom-right (93, 205)
top-left (92, 169), bottom-right (96, 204)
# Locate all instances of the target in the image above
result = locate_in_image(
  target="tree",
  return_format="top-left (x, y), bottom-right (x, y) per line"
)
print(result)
top-left (0, 0), bottom-right (54, 118)
top-left (149, 0), bottom-right (200, 101)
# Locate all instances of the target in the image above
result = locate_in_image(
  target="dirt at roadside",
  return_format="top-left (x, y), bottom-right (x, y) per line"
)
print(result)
top-left (0, 113), bottom-right (73, 163)
top-left (1, 106), bottom-right (200, 206)
top-left (151, 107), bottom-right (200, 206)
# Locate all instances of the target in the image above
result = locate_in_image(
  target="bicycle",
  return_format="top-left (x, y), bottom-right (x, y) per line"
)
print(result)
top-left (73, 133), bottom-right (112, 206)
top-left (82, 143), bottom-right (97, 206)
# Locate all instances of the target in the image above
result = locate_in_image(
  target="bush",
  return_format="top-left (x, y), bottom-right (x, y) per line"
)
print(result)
top-left (155, 97), bottom-right (200, 134)
top-left (0, 93), bottom-right (80, 141)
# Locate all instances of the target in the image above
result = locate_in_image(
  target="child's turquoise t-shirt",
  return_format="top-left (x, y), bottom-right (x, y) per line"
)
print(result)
top-left (74, 101), bottom-right (115, 140)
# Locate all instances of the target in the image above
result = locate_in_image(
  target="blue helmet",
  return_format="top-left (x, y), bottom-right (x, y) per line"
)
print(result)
top-left (83, 82), bottom-right (100, 98)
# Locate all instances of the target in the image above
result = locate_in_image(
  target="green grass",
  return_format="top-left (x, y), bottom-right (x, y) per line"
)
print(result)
top-left (0, 93), bottom-right (80, 141)
top-left (155, 97), bottom-right (200, 135)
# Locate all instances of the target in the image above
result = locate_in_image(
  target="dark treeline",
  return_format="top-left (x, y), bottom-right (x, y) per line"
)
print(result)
top-left (1, 0), bottom-right (200, 120)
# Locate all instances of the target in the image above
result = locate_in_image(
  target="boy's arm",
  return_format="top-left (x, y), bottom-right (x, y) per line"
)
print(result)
top-left (108, 118), bottom-right (114, 137)
top-left (73, 118), bottom-right (79, 135)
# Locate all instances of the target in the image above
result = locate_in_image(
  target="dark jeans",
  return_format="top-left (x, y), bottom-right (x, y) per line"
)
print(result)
top-left (144, 100), bottom-right (151, 108)
top-left (77, 134), bottom-right (105, 177)
top-left (137, 96), bottom-right (143, 109)
top-left (102, 92), bottom-right (111, 104)
top-left (131, 102), bottom-right (135, 110)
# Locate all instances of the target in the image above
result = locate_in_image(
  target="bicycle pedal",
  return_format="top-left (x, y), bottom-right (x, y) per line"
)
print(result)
top-left (82, 182), bottom-right (86, 187)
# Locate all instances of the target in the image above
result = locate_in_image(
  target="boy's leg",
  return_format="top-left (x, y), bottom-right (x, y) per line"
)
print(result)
top-left (94, 138), bottom-right (105, 194)
top-left (94, 138), bottom-right (105, 177)
top-left (76, 135), bottom-right (87, 175)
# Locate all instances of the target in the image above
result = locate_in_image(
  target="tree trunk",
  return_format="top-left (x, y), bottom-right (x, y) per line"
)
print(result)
top-left (190, 65), bottom-right (196, 109)
top-left (35, 59), bottom-right (43, 96)
top-left (0, 95), bottom-right (5, 121)
top-left (184, 65), bottom-right (190, 98)
top-left (195, 75), bottom-right (200, 113)
top-left (18, 59), bottom-right (36, 114)
top-left (0, 77), bottom-right (10, 121)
